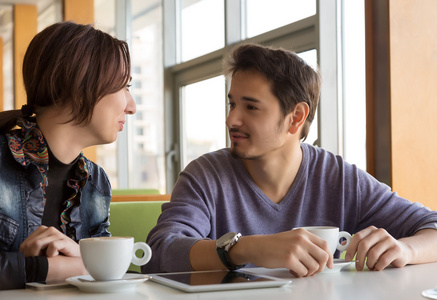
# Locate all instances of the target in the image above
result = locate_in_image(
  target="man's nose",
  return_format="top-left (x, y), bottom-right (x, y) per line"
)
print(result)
top-left (225, 107), bottom-right (243, 129)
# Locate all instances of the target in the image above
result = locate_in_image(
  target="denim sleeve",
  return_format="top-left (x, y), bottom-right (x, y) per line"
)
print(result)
top-left (0, 251), bottom-right (26, 290)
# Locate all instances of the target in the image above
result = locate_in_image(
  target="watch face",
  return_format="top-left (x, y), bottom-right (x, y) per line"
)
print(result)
top-left (217, 232), bottom-right (238, 248)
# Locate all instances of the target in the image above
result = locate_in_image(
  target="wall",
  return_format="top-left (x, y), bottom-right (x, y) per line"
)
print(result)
top-left (390, 0), bottom-right (437, 210)
top-left (366, 0), bottom-right (437, 210)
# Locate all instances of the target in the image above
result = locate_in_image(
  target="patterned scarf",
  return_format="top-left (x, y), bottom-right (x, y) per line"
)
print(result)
top-left (6, 118), bottom-right (89, 239)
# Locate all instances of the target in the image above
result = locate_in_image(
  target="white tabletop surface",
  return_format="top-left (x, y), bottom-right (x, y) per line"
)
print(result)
top-left (2, 262), bottom-right (437, 300)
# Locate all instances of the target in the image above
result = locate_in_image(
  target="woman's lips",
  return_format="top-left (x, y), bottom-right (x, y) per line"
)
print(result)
top-left (119, 121), bottom-right (125, 131)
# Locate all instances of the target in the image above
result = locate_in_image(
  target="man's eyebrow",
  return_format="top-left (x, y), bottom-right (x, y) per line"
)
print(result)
top-left (242, 96), bottom-right (260, 103)
top-left (227, 94), bottom-right (260, 103)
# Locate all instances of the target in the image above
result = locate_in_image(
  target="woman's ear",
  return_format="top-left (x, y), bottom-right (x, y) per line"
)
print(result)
top-left (288, 102), bottom-right (309, 134)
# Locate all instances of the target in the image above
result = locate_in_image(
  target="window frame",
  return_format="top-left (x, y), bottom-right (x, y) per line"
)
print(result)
top-left (163, 0), bottom-right (340, 191)
top-left (1, 0), bottom-right (352, 194)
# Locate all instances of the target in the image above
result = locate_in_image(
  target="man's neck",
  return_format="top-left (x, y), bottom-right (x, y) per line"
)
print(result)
top-left (242, 142), bottom-right (303, 204)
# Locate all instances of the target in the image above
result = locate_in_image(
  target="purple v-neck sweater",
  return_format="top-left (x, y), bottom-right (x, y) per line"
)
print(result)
top-left (143, 143), bottom-right (437, 273)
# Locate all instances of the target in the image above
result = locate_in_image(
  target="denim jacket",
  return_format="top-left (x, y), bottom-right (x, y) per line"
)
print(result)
top-left (0, 133), bottom-right (111, 289)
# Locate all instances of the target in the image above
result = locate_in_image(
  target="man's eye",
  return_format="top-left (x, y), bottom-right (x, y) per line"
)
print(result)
top-left (228, 102), bottom-right (236, 109)
top-left (247, 105), bottom-right (257, 110)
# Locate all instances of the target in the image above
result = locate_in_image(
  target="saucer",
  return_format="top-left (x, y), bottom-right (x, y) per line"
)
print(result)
top-left (66, 274), bottom-right (148, 293)
top-left (422, 288), bottom-right (437, 299)
top-left (321, 259), bottom-right (353, 274)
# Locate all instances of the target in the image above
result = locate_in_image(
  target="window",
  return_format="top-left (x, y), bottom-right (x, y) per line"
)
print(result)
top-left (0, 4), bottom-right (13, 111)
top-left (0, 0), bottom-right (366, 194)
top-left (164, 0), bottom-right (326, 190)
top-left (94, 0), bottom-right (118, 187)
top-left (129, 0), bottom-right (165, 192)
top-left (243, 0), bottom-right (316, 38)
top-left (0, 0), bottom-right (62, 111)
top-left (95, 0), bottom-right (165, 192)
top-left (180, 0), bottom-right (224, 62)
top-left (180, 76), bottom-right (226, 168)
top-left (37, 0), bottom-right (62, 32)
top-left (341, 0), bottom-right (366, 170)
top-left (297, 49), bottom-right (318, 146)
top-left (91, 0), bottom-right (366, 193)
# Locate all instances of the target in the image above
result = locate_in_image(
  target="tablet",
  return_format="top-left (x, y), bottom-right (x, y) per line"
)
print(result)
top-left (26, 281), bottom-right (73, 290)
top-left (149, 270), bottom-right (291, 293)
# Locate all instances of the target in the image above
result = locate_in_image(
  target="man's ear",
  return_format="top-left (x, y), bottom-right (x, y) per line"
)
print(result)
top-left (288, 102), bottom-right (309, 134)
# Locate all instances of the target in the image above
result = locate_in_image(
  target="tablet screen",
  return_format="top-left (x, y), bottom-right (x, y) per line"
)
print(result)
top-left (150, 270), bottom-right (291, 292)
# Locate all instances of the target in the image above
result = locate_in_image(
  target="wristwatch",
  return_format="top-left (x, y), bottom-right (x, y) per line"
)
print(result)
top-left (216, 232), bottom-right (247, 270)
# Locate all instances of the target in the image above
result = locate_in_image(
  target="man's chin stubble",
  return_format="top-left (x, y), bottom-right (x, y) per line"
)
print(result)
top-left (230, 145), bottom-right (260, 160)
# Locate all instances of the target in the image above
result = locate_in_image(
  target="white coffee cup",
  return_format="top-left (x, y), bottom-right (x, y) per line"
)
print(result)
top-left (79, 236), bottom-right (152, 281)
top-left (298, 226), bottom-right (351, 254)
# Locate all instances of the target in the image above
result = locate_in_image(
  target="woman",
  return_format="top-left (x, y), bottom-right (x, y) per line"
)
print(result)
top-left (0, 21), bottom-right (136, 289)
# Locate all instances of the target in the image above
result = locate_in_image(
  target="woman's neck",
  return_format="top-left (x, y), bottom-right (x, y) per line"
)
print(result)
top-left (36, 107), bottom-right (85, 164)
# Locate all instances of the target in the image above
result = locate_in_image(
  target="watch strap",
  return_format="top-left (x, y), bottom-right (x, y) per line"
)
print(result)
top-left (216, 244), bottom-right (246, 271)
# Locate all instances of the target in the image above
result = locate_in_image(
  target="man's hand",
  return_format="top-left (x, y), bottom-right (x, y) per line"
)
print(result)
top-left (345, 226), bottom-right (412, 271)
top-left (19, 225), bottom-right (80, 258)
top-left (233, 229), bottom-right (334, 277)
top-left (190, 229), bottom-right (334, 277)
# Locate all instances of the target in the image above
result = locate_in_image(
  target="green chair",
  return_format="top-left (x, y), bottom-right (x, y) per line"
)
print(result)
top-left (108, 201), bottom-right (166, 273)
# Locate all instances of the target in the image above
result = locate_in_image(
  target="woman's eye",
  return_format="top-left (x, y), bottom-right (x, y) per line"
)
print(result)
top-left (247, 105), bottom-right (257, 110)
top-left (228, 102), bottom-right (236, 109)
top-left (126, 84), bottom-right (132, 91)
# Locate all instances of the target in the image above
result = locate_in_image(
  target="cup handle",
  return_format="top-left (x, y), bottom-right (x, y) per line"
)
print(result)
top-left (336, 231), bottom-right (351, 252)
top-left (131, 242), bottom-right (152, 266)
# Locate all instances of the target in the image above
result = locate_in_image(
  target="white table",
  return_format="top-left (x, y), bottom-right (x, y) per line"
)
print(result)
top-left (2, 262), bottom-right (437, 300)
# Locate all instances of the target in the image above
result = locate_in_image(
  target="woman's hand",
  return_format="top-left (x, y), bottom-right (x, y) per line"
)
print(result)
top-left (46, 256), bottom-right (88, 283)
top-left (19, 225), bottom-right (80, 257)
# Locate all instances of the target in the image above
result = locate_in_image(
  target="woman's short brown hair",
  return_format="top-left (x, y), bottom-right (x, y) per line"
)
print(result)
top-left (223, 43), bottom-right (321, 141)
top-left (22, 21), bottom-right (131, 125)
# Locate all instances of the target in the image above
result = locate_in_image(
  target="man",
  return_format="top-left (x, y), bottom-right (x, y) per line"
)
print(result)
top-left (143, 43), bottom-right (437, 277)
